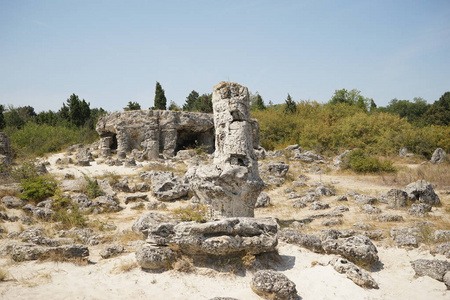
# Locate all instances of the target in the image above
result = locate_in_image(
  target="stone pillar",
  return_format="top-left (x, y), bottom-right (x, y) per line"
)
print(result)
top-left (0, 132), bottom-right (12, 166)
top-left (187, 82), bottom-right (264, 217)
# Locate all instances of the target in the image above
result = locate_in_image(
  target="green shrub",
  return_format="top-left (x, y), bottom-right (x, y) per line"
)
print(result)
top-left (83, 176), bottom-right (103, 199)
top-left (20, 175), bottom-right (57, 203)
top-left (344, 149), bottom-right (396, 173)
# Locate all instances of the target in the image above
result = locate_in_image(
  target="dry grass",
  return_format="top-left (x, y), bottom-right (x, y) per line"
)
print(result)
top-left (173, 256), bottom-right (195, 273)
top-left (117, 230), bottom-right (143, 245)
top-left (0, 268), bottom-right (9, 281)
top-left (381, 163), bottom-right (450, 189)
top-left (111, 259), bottom-right (138, 274)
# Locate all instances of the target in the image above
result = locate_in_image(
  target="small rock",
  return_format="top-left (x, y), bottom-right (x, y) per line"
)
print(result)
top-left (335, 195), bottom-right (348, 201)
top-left (322, 218), bottom-right (343, 227)
top-left (251, 269), bottom-right (298, 300)
top-left (309, 201), bottom-right (330, 210)
top-left (378, 214), bottom-right (403, 222)
top-left (411, 259), bottom-right (450, 282)
top-left (408, 203), bottom-right (432, 217)
top-left (135, 245), bottom-right (175, 270)
top-left (330, 257), bottom-right (378, 289)
top-left (362, 204), bottom-right (381, 214)
top-left (1, 196), bottom-right (25, 208)
top-left (100, 244), bottom-right (124, 259)
top-left (255, 192), bottom-right (271, 208)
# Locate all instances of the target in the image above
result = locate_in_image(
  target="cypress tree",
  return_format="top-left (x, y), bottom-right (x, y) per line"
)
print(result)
top-left (154, 82), bottom-right (167, 110)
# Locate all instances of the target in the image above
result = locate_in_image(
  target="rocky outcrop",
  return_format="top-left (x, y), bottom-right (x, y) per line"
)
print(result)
top-left (146, 217), bottom-right (278, 256)
top-left (100, 244), bottom-right (124, 259)
top-left (386, 189), bottom-right (408, 209)
top-left (404, 180), bottom-right (440, 206)
top-left (1, 196), bottom-right (25, 208)
top-left (0, 132), bottom-right (12, 166)
top-left (187, 82), bottom-right (264, 217)
top-left (322, 235), bottom-right (379, 268)
top-left (330, 257), bottom-right (378, 289)
top-left (0, 242), bottom-right (89, 262)
top-left (411, 259), bottom-right (450, 282)
top-left (278, 229), bottom-right (323, 253)
top-left (430, 148), bottom-right (446, 164)
top-left (255, 192), bottom-right (271, 208)
top-left (251, 270), bottom-right (298, 300)
top-left (143, 171), bottom-right (189, 201)
top-left (135, 244), bottom-right (175, 270)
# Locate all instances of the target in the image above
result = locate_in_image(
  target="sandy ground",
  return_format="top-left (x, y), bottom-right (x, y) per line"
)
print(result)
top-left (0, 243), bottom-right (448, 300)
top-left (1, 152), bottom-right (449, 299)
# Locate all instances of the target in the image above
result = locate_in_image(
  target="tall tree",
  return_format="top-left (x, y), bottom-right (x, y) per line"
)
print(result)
top-left (154, 82), bottom-right (167, 110)
top-left (66, 93), bottom-right (91, 127)
top-left (183, 90), bottom-right (199, 111)
top-left (251, 94), bottom-right (266, 111)
top-left (423, 91), bottom-right (450, 125)
top-left (193, 93), bottom-right (213, 113)
top-left (284, 94), bottom-right (297, 114)
top-left (329, 88), bottom-right (371, 111)
top-left (124, 101), bottom-right (141, 111)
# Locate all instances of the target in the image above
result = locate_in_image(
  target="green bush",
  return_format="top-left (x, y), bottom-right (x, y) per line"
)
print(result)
top-left (20, 175), bottom-right (57, 203)
top-left (84, 176), bottom-right (103, 199)
top-left (344, 149), bottom-right (396, 173)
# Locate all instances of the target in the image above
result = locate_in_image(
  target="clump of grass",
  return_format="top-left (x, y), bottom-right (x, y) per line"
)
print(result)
top-left (0, 268), bottom-right (9, 281)
top-left (111, 260), bottom-right (138, 274)
top-left (117, 230), bottom-right (143, 244)
top-left (171, 205), bottom-right (208, 223)
top-left (343, 149), bottom-right (396, 173)
top-left (51, 196), bottom-right (86, 229)
top-left (381, 163), bottom-right (450, 188)
top-left (173, 256), bottom-right (195, 273)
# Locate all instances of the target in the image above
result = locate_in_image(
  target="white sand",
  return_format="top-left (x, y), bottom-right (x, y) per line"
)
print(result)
top-left (1, 243), bottom-right (448, 300)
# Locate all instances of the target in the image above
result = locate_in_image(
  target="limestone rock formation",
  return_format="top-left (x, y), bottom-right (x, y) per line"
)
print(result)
top-left (0, 132), bottom-right (12, 166)
top-left (411, 259), bottom-right (450, 282)
top-left (322, 235), bottom-right (379, 268)
top-left (146, 217), bottom-right (278, 256)
top-left (187, 82), bottom-right (264, 217)
top-left (135, 244), bottom-right (175, 270)
top-left (100, 244), bottom-right (124, 259)
top-left (330, 257), bottom-right (379, 289)
top-left (430, 148), bottom-right (446, 164)
top-left (251, 269), bottom-right (298, 300)
top-left (404, 180), bottom-right (440, 206)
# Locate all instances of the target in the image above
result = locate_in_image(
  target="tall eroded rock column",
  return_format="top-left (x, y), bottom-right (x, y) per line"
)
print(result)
top-left (187, 82), bottom-right (264, 217)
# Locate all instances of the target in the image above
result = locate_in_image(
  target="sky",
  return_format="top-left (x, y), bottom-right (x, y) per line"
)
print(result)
top-left (1, 0), bottom-right (449, 113)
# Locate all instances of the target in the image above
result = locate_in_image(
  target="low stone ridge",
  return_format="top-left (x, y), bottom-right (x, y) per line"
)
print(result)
top-left (404, 180), bottom-right (440, 206)
top-left (0, 242), bottom-right (89, 261)
top-left (411, 259), bottom-right (450, 282)
top-left (251, 269), bottom-right (298, 300)
top-left (330, 257), bottom-right (379, 289)
top-left (146, 217), bottom-right (278, 256)
top-left (135, 244), bottom-right (175, 270)
top-left (100, 244), bottom-right (124, 259)
top-left (278, 229), bottom-right (323, 253)
top-left (322, 235), bottom-right (379, 268)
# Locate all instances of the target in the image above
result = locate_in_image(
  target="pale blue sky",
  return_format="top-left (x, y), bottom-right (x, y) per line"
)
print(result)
top-left (1, 0), bottom-right (449, 112)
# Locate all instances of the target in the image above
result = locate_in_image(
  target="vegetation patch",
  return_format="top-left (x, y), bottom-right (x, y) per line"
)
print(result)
top-left (343, 149), bottom-right (396, 173)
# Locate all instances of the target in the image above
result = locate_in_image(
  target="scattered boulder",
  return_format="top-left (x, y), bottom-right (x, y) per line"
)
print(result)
top-left (100, 244), bottom-right (124, 259)
top-left (146, 171), bottom-right (189, 201)
top-left (408, 203), bottom-right (432, 217)
top-left (322, 235), bottom-right (379, 268)
top-left (278, 229), bottom-right (323, 253)
top-left (362, 204), bottom-right (381, 214)
top-left (330, 257), bottom-right (378, 289)
top-left (131, 212), bottom-right (170, 238)
top-left (322, 218), bottom-right (343, 227)
top-left (58, 228), bottom-right (101, 246)
top-left (0, 242), bottom-right (89, 262)
top-left (435, 242), bottom-right (450, 258)
top-left (378, 214), bottom-right (403, 222)
top-left (399, 147), bottom-right (408, 157)
top-left (76, 148), bottom-right (93, 166)
top-left (390, 226), bottom-right (425, 248)
top-left (430, 148), bottom-right (446, 164)
top-left (315, 186), bottom-right (335, 196)
top-left (309, 201), bottom-right (330, 210)
top-left (354, 194), bottom-right (377, 205)
top-left (22, 204), bottom-right (54, 220)
top-left (386, 189), bottom-right (408, 209)
top-left (292, 200), bottom-right (307, 209)
top-left (404, 180), bottom-right (440, 206)
top-left (135, 244), bottom-right (175, 270)
top-left (1, 196), bottom-right (25, 208)
top-left (267, 162), bottom-right (290, 177)
top-left (251, 269), bottom-right (298, 300)
top-left (293, 150), bottom-right (324, 163)
top-left (125, 193), bottom-right (148, 204)
top-left (434, 230), bottom-right (450, 242)
top-left (335, 195), bottom-right (348, 202)
top-left (255, 192), bottom-right (271, 208)
top-left (411, 259), bottom-right (450, 282)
